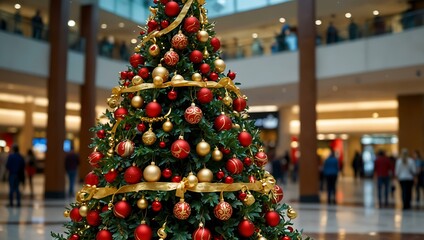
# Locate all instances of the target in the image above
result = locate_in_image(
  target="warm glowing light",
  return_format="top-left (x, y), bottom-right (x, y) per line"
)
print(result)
top-left (14, 4), bottom-right (21, 9)
top-left (249, 105), bottom-right (278, 113)
top-left (118, 22), bottom-right (125, 28)
top-left (372, 112), bottom-right (379, 118)
top-left (291, 100), bottom-right (398, 114)
top-left (373, 10), bottom-right (379, 16)
top-left (291, 141), bottom-right (299, 148)
top-left (279, 18), bottom-right (286, 23)
top-left (315, 20), bottom-right (322, 25)
top-left (345, 13), bottom-right (352, 18)
top-left (101, 23), bottom-right (107, 29)
top-left (130, 38), bottom-right (137, 44)
top-left (340, 134), bottom-right (349, 140)
top-left (252, 33), bottom-right (258, 38)
top-left (317, 134), bottom-right (325, 140)
top-left (68, 20), bottom-right (76, 27)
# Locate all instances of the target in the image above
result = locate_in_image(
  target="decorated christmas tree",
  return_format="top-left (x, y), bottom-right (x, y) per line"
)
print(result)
top-left (53, 0), bottom-right (305, 239)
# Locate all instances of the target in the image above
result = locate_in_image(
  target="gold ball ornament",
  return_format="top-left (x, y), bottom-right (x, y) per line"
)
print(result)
top-left (143, 162), bottom-right (161, 182)
top-left (149, 43), bottom-right (160, 56)
top-left (63, 210), bottom-right (70, 218)
top-left (258, 235), bottom-right (267, 240)
top-left (223, 95), bottom-right (232, 106)
top-left (187, 172), bottom-right (198, 188)
top-left (79, 205), bottom-right (88, 217)
top-left (134, 45), bottom-right (141, 52)
top-left (287, 207), bottom-right (298, 219)
top-left (212, 147), bottom-right (223, 161)
top-left (153, 76), bottom-right (164, 87)
top-left (137, 196), bottom-right (148, 209)
top-left (171, 74), bottom-right (184, 82)
top-left (152, 65), bottom-right (169, 82)
top-left (132, 75), bottom-right (143, 85)
top-left (131, 95), bottom-right (144, 108)
top-left (162, 119), bottom-right (173, 132)
top-left (142, 129), bottom-right (157, 145)
top-left (197, 30), bottom-right (209, 42)
top-left (203, 48), bottom-right (210, 59)
top-left (214, 59), bottom-right (226, 73)
top-left (196, 140), bottom-right (210, 157)
top-left (232, 123), bottom-right (240, 129)
top-left (107, 148), bottom-right (114, 156)
top-left (197, 168), bottom-right (213, 182)
top-left (192, 73), bottom-right (202, 82)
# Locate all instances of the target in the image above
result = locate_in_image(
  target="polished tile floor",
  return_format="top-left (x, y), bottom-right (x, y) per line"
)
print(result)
top-left (1, 175), bottom-right (424, 239)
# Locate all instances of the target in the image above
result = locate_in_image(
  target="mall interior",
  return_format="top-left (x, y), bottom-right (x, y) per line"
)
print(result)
top-left (0, 0), bottom-right (424, 239)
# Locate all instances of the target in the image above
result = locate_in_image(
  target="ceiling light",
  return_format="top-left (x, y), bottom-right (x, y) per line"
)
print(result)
top-left (373, 10), bottom-right (379, 16)
top-left (130, 38), bottom-right (137, 44)
top-left (315, 20), bottom-right (322, 26)
top-left (345, 13), bottom-right (352, 18)
top-left (67, 20), bottom-right (76, 27)
top-left (14, 4), bottom-right (21, 10)
top-left (252, 33), bottom-right (258, 38)
top-left (100, 23), bottom-right (107, 29)
top-left (118, 22), bottom-right (125, 28)
top-left (372, 112), bottom-right (379, 118)
top-left (279, 17), bottom-right (286, 23)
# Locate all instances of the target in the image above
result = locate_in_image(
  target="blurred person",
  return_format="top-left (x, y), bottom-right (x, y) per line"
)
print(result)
top-left (0, 18), bottom-right (7, 31)
top-left (348, 19), bottom-right (360, 40)
top-left (373, 15), bottom-right (386, 35)
top-left (395, 148), bottom-right (416, 210)
top-left (352, 150), bottom-right (363, 181)
top-left (31, 9), bottom-right (43, 39)
top-left (13, 9), bottom-right (22, 34)
top-left (0, 146), bottom-right (7, 182)
top-left (25, 149), bottom-right (37, 198)
top-left (374, 149), bottom-right (393, 207)
top-left (413, 150), bottom-right (424, 205)
top-left (119, 41), bottom-right (129, 61)
top-left (326, 22), bottom-right (338, 44)
top-left (65, 146), bottom-right (80, 197)
top-left (284, 27), bottom-right (297, 51)
top-left (6, 145), bottom-right (25, 207)
top-left (323, 148), bottom-right (339, 204)
top-left (251, 38), bottom-right (263, 56)
top-left (271, 153), bottom-right (284, 185)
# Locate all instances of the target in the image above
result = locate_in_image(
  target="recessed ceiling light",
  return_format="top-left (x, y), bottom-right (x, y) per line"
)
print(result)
top-left (279, 17), bottom-right (286, 23)
top-left (373, 10), bottom-right (379, 16)
top-left (118, 22), bottom-right (125, 28)
top-left (101, 23), bottom-right (107, 29)
top-left (14, 4), bottom-right (21, 10)
top-left (252, 33), bottom-right (258, 38)
top-left (372, 112), bottom-right (379, 118)
top-left (345, 13), bottom-right (352, 18)
top-left (130, 38), bottom-right (137, 44)
top-left (315, 20), bottom-right (322, 26)
top-left (67, 20), bottom-right (76, 27)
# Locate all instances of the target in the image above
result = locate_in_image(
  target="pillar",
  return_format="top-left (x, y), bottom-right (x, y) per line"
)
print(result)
top-left (276, 106), bottom-right (295, 158)
top-left (18, 97), bottom-right (35, 154)
top-left (79, 2), bottom-right (99, 181)
top-left (398, 94), bottom-right (424, 155)
top-left (44, 0), bottom-right (69, 199)
top-left (297, 0), bottom-right (319, 202)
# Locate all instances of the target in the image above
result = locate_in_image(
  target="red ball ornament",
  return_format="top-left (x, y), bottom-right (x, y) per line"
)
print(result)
top-left (124, 166), bottom-right (143, 184)
top-left (249, 175), bottom-right (256, 183)
top-left (282, 236), bottom-right (291, 240)
top-left (189, 50), bottom-right (203, 64)
top-left (160, 0), bottom-right (169, 4)
top-left (199, 63), bottom-right (210, 74)
top-left (255, 150), bottom-right (268, 167)
top-left (161, 20), bottom-right (170, 29)
top-left (96, 129), bottom-right (106, 139)
top-left (114, 107), bottom-right (128, 120)
top-left (224, 176), bottom-right (233, 184)
top-left (134, 223), bottom-right (153, 240)
top-left (214, 236), bottom-right (223, 240)
top-left (272, 185), bottom-right (284, 203)
top-left (227, 70), bottom-right (236, 80)
top-left (87, 210), bottom-right (101, 226)
top-left (168, 89), bottom-right (178, 100)
top-left (244, 157), bottom-right (252, 166)
top-left (115, 140), bottom-right (135, 158)
top-left (164, 49), bottom-right (179, 66)
top-left (184, 16), bottom-right (200, 34)
top-left (88, 151), bottom-right (103, 168)
top-left (214, 114), bottom-right (232, 131)
top-left (214, 201), bottom-right (233, 221)
top-left (209, 72), bottom-right (219, 81)
top-left (216, 170), bottom-right (225, 180)
top-left (147, 20), bottom-right (158, 33)
top-left (238, 131), bottom-right (252, 147)
top-left (233, 97), bottom-right (247, 112)
top-left (137, 122), bottom-right (147, 132)
top-left (129, 53), bottom-right (145, 68)
top-left (171, 31), bottom-right (188, 50)
top-left (172, 175), bottom-right (182, 182)
top-left (238, 218), bottom-right (255, 238)
top-left (265, 210), bottom-right (281, 227)
top-left (152, 199), bottom-right (162, 211)
top-left (238, 192), bottom-right (247, 201)
top-left (184, 103), bottom-right (203, 124)
top-left (145, 101), bottom-right (162, 117)
top-left (113, 200), bottom-right (131, 218)
top-left (197, 88), bottom-right (213, 104)
top-left (171, 138), bottom-right (190, 159)
top-left (104, 169), bottom-right (118, 183)
top-left (159, 141), bottom-right (166, 148)
top-left (219, 146), bottom-right (231, 155)
top-left (287, 226), bottom-right (294, 232)
top-left (173, 200), bottom-right (191, 220)
top-left (210, 37), bottom-right (221, 52)
top-left (138, 67), bottom-right (149, 79)
top-left (165, 1), bottom-right (180, 17)
top-left (96, 230), bottom-right (112, 240)
top-left (85, 172), bottom-right (99, 186)
top-left (69, 234), bottom-right (80, 240)
top-left (225, 157), bottom-right (243, 175)
top-left (70, 207), bottom-right (82, 222)
top-left (120, 71), bottom-right (128, 79)
top-left (193, 225), bottom-right (212, 240)
top-left (127, 71), bottom-right (135, 79)
top-left (162, 168), bottom-right (172, 178)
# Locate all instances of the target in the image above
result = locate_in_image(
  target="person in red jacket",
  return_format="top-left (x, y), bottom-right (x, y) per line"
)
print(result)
top-left (374, 149), bottom-right (393, 208)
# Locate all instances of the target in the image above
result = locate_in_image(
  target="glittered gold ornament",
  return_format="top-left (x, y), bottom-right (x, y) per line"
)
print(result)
top-left (131, 95), bottom-right (144, 108)
top-left (143, 162), bottom-right (161, 182)
top-left (287, 207), bottom-right (298, 219)
top-left (214, 59), bottom-right (226, 73)
top-left (107, 97), bottom-right (119, 108)
top-left (196, 139), bottom-right (210, 157)
top-left (142, 128), bottom-right (157, 145)
top-left (79, 205), bottom-right (88, 217)
top-left (187, 172), bottom-right (198, 188)
top-left (152, 65), bottom-right (169, 82)
top-left (243, 192), bottom-right (255, 206)
top-left (197, 30), bottom-right (209, 42)
top-left (137, 196), bottom-right (148, 209)
top-left (157, 223), bottom-right (167, 240)
top-left (203, 48), bottom-right (209, 59)
top-left (153, 76), bottom-right (164, 87)
top-left (212, 147), bottom-right (223, 161)
top-left (132, 75), bottom-right (143, 85)
top-left (63, 210), bottom-right (70, 218)
top-left (149, 43), bottom-right (160, 56)
top-left (134, 45), bottom-right (141, 52)
top-left (233, 123), bottom-right (240, 129)
top-left (257, 234), bottom-right (267, 240)
top-left (192, 73), bottom-right (202, 82)
top-left (162, 119), bottom-right (173, 132)
top-left (197, 168), bottom-right (213, 182)
top-left (171, 74), bottom-right (184, 82)
top-left (223, 95), bottom-right (232, 106)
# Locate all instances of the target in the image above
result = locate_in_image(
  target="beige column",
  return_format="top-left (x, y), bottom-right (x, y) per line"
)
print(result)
top-left (276, 106), bottom-right (295, 158)
top-left (18, 97), bottom-right (35, 154)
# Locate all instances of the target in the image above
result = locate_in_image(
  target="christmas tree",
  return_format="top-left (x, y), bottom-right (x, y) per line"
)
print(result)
top-left (53, 0), bottom-right (306, 239)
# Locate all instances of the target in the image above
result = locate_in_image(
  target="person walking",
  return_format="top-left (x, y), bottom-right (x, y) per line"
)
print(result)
top-left (25, 149), bottom-right (37, 198)
top-left (323, 148), bottom-right (340, 204)
top-left (352, 150), bottom-right (363, 181)
top-left (6, 145), bottom-right (25, 207)
top-left (413, 150), bottom-right (424, 206)
top-left (65, 146), bottom-right (80, 197)
top-left (374, 150), bottom-right (393, 208)
top-left (395, 148), bottom-right (416, 210)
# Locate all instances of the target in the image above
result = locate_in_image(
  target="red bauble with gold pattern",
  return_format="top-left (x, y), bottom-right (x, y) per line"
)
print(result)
top-left (69, 234), bottom-right (80, 240)
top-left (184, 103), bottom-right (203, 124)
top-left (115, 140), bottom-right (135, 158)
top-left (214, 114), bottom-right (232, 131)
top-left (233, 97), bottom-right (247, 112)
top-left (173, 200), bottom-right (191, 220)
top-left (272, 185), bottom-right (284, 203)
top-left (104, 169), bottom-right (117, 183)
top-left (164, 49), bottom-right (179, 66)
top-left (214, 200), bottom-right (233, 221)
top-left (197, 87), bottom-right (213, 104)
top-left (265, 210), bottom-right (281, 227)
top-left (96, 230), bottom-right (112, 240)
top-left (134, 223), bottom-right (153, 240)
top-left (86, 210), bottom-right (101, 226)
top-left (84, 171), bottom-right (99, 186)
top-left (189, 50), bottom-right (203, 64)
top-left (238, 131), bottom-right (252, 147)
top-left (238, 218), bottom-right (255, 238)
top-left (124, 166), bottom-right (143, 184)
top-left (88, 151), bottom-right (103, 168)
top-left (192, 225), bottom-right (212, 240)
top-left (113, 200), bottom-right (131, 219)
top-left (255, 150), bottom-right (268, 167)
top-left (114, 107), bottom-right (128, 120)
top-left (145, 101), bottom-right (162, 117)
top-left (184, 16), bottom-right (200, 33)
top-left (164, 1), bottom-right (180, 17)
top-left (225, 157), bottom-right (243, 175)
top-left (210, 37), bottom-right (221, 52)
top-left (70, 207), bottom-right (82, 222)
top-left (171, 138), bottom-right (190, 159)
top-left (129, 53), bottom-right (145, 68)
top-left (171, 31), bottom-right (188, 50)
